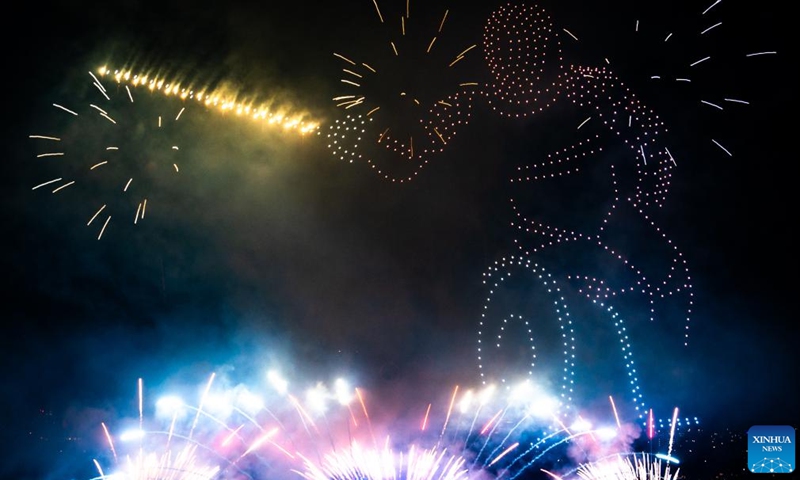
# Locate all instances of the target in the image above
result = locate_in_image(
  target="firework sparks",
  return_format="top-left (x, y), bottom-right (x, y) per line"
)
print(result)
top-left (90, 443), bottom-right (222, 480)
top-left (30, 70), bottom-right (189, 239)
top-left (327, 0), bottom-right (479, 182)
top-left (607, 0), bottom-right (777, 161)
top-left (81, 365), bottom-right (666, 480)
top-left (574, 453), bottom-right (680, 480)
top-left (296, 443), bottom-right (470, 480)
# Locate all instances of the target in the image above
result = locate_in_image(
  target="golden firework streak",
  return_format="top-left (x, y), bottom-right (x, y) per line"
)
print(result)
top-left (96, 66), bottom-right (320, 135)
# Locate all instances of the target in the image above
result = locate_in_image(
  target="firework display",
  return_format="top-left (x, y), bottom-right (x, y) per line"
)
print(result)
top-left (87, 371), bottom-right (685, 480)
top-left (29, 65), bottom-right (320, 239)
top-left (16, 1), bottom-right (786, 480)
top-left (571, 453), bottom-right (680, 480)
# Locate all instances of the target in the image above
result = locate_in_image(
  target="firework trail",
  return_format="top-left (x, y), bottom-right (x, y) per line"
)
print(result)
top-left (95, 66), bottom-right (320, 135)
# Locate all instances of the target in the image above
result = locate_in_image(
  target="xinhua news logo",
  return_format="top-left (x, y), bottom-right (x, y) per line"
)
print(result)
top-left (748, 425), bottom-right (795, 474)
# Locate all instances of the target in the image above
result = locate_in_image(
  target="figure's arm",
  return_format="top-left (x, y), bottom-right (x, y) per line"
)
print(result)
top-left (565, 65), bottom-right (676, 208)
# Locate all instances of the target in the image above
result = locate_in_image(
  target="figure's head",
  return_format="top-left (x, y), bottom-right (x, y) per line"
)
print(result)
top-left (483, 2), bottom-right (565, 116)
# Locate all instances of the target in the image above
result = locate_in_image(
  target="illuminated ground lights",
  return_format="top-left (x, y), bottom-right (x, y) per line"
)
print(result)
top-left (85, 371), bottom-right (685, 480)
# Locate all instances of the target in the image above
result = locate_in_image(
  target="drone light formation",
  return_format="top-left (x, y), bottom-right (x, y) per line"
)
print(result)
top-left (326, 0), bottom-right (479, 183)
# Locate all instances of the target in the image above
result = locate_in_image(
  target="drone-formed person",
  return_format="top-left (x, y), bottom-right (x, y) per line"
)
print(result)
top-left (473, 2), bottom-right (694, 421)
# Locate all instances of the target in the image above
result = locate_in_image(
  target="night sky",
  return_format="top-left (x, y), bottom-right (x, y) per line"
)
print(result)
top-left (2, 0), bottom-right (797, 479)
